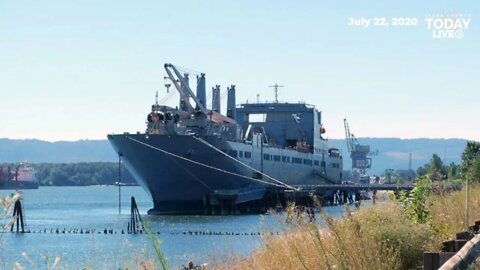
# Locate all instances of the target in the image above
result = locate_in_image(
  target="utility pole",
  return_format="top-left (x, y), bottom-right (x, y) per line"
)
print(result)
top-left (408, 152), bottom-right (412, 181)
top-left (466, 175), bottom-right (470, 231)
top-left (118, 155), bottom-right (122, 215)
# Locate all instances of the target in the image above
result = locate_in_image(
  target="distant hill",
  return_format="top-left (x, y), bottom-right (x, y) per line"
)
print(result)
top-left (0, 138), bottom-right (469, 175)
top-left (0, 138), bottom-right (117, 163)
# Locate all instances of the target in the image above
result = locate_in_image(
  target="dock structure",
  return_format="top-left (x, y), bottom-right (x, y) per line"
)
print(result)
top-left (203, 183), bottom-right (418, 215)
top-left (205, 182), bottom-right (462, 215)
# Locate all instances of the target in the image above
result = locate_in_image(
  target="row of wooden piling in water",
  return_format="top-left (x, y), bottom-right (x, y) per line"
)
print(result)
top-left (8, 196), bottom-right (282, 236)
top-left (8, 228), bottom-right (281, 236)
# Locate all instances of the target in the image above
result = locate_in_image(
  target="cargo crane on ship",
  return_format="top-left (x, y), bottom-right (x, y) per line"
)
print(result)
top-left (344, 119), bottom-right (377, 182)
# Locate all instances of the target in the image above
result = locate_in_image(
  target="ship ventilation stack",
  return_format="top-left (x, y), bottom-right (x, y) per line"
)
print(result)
top-left (212, 85), bottom-right (221, 113)
top-left (196, 73), bottom-right (206, 108)
top-left (227, 85), bottom-right (236, 119)
top-left (180, 73), bottom-right (189, 111)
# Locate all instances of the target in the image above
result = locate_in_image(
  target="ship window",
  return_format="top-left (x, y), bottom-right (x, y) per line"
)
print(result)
top-left (244, 152), bottom-right (252, 159)
top-left (328, 148), bottom-right (340, 157)
top-left (321, 161), bottom-right (326, 167)
top-left (292, 157), bottom-right (302, 164)
top-left (249, 113), bottom-right (267, 122)
top-left (282, 156), bottom-right (288, 162)
top-left (303, 159), bottom-right (312, 165)
top-left (314, 160), bottom-right (319, 166)
top-left (229, 150), bottom-right (238, 157)
top-left (263, 154), bottom-right (270, 160)
top-left (239, 151), bottom-right (244, 158)
top-left (273, 155), bottom-right (281, 162)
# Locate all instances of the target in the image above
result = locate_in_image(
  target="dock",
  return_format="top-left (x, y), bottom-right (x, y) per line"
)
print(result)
top-left (203, 183), bottom-right (419, 215)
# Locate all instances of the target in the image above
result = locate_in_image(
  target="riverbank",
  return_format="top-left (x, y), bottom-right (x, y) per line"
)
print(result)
top-left (215, 182), bottom-right (480, 270)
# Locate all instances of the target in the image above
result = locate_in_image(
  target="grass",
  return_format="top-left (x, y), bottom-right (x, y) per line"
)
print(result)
top-left (220, 181), bottom-right (480, 270)
top-left (218, 202), bottom-right (438, 270)
top-left (427, 183), bottom-right (480, 241)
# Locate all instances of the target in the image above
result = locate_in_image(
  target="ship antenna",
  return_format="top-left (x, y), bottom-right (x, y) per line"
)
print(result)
top-left (268, 83), bottom-right (284, 103)
top-left (155, 91), bottom-right (158, 106)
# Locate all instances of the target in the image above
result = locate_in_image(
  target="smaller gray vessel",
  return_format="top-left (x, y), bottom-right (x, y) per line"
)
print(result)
top-left (108, 64), bottom-right (343, 214)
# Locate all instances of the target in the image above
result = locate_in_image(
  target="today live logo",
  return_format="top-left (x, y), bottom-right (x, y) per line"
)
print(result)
top-left (425, 13), bottom-right (471, 39)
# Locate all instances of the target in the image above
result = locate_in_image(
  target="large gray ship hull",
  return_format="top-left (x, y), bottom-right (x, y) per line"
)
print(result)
top-left (108, 134), bottom-right (258, 214)
top-left (108, 133), bottom-right (342, 215)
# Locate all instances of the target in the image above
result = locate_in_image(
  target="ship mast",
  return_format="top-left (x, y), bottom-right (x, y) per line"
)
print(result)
top-left (268, 83), bottom-right (284, 103)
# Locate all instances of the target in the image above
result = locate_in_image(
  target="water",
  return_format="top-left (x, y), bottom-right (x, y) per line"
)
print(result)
top-left (0, 186), bottom-right (348, 268)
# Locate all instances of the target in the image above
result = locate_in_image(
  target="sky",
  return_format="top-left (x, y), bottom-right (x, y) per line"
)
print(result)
top-left (0, 1), bottom-right (478, 142)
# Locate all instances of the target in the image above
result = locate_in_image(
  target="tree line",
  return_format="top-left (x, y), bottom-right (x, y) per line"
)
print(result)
top-left (0, 162), bottom-right (136, 186)
top-left (416, 141), bottom-right (480, 182)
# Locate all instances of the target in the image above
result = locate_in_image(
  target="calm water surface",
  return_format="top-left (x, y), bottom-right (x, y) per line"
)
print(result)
top-left (0, 186), bottom-right (348, 268)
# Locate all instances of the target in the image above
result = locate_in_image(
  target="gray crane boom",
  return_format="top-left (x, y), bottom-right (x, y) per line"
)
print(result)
top-left (164, 63), bottom-right (208, 116)
top-left (344, 118), bottom-right (353, 153)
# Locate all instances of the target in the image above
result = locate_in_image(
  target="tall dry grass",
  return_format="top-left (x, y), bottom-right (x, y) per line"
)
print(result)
top-left (428, 183), bottom-right (480, 241)
top-left (220, 203), bottom-right (438, 270)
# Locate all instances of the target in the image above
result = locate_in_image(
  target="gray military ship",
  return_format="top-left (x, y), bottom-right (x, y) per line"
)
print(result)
top-left (108, 64), bottom-right (343, 215)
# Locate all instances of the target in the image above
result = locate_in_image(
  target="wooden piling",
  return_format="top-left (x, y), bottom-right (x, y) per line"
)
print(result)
top-left (10, 200), bottom-right (25, 233)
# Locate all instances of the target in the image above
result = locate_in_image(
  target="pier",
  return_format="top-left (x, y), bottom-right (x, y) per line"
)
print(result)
top-left (203, 182), bottom-right (461, 215)
top-left (203, 183), bottom-right (420, 215)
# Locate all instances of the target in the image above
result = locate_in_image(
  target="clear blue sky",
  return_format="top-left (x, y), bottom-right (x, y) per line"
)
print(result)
top-left (0, 1), bottom-right (478, 141)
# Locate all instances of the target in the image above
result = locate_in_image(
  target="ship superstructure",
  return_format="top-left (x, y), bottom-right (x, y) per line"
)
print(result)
top-left (108, 64), bottom-right (343, 214)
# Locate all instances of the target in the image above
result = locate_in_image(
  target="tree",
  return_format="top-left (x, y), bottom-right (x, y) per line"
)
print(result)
top-left (461, 141), bottom-right (480, 178)
top-left (416, 164), bottom-right (428, 177)
top-left (384, 169), bottom-right (395, 183)
top-left (394, 175), bottom-right (431, 224)
top-left (446, 162), bottom-right (460, 179)
top-left (467, 156), bottom-right (480, 183)
top-left (45, 168), bottom-right (69, 186)
top-left (428, 154), bottom-right (445, 180)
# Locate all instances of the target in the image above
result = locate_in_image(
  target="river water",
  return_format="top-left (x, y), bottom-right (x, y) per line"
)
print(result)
top-left (0, 186), bottom-right (348, 269)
